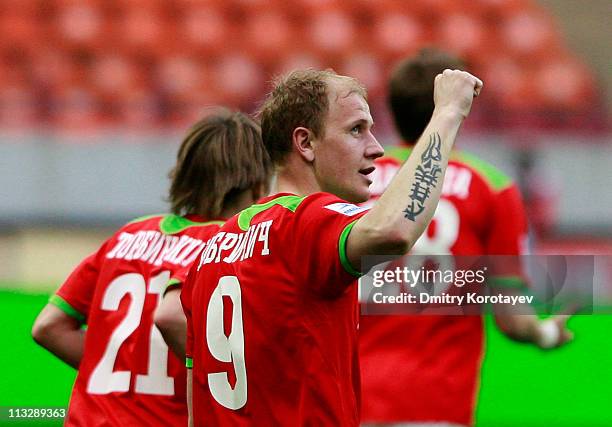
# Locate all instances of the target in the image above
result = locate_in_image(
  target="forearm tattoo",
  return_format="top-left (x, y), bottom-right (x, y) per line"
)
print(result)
top-left (403, 132), bottom-right (443, 221)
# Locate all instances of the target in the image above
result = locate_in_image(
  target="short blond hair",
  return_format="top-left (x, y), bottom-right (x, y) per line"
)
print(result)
top-left (258, 69), bottom-right (366, 166)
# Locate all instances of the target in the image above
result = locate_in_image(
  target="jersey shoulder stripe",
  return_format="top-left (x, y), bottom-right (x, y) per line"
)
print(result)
top-left (127, 214), bottom-right (223, 235)
top-left (159, 215), bottom-right (223, 235)
top-left (384, 145), bottom-right (412, 162)
top-left (452, 151), bottom-right (513, 192)
top-left (384, 145), bottom-right (513, 193)
top-left (237, 195), bottom-right (306, 231)
top-left (128, 213), bottom-right (165, 225)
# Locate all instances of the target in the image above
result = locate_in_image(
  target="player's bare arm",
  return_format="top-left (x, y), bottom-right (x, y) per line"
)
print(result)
top-left (154, 287), bottom-right (187, 360)
top-left (347, 70), bottom-right (483, 267)
top-left (32, 304), bottom-right (85, 369)
top-left (187, 369), bottom-right (194, 427)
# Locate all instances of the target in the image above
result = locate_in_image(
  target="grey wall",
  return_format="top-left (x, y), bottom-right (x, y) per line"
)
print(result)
top-left (0, 134), bottom-right (179, 226)
top-left (1, 133), bottom-right (611, 234)
top-left (462, 134), bottom-right (612, 235)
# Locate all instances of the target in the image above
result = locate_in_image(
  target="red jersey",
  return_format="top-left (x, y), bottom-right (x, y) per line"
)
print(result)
top-left (360, 147), bottom-right (528, 426)
top-left (51, 214), bottom-right (223, 427)
top-left (182, 193), bottom-right (369, 426)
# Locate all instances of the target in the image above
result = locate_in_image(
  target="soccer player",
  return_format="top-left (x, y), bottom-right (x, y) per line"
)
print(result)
top-left (359, 49), bottom-right (573, 427)
top-left (183, 68), bottom-right (483, 426)
top-left (31, 109), bottom-right (272, 426)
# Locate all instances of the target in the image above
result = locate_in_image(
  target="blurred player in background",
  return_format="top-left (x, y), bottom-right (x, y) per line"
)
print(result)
top-left (359, 49), bottom-right (573, 427)
top-left (31, 109), bottom-right (272, 426)
top-left (184, 68), bottom-right (482, 426)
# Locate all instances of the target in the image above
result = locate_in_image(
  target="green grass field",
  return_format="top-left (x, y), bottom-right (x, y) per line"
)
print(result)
top-left (1, 288), bottom-right (611, 426)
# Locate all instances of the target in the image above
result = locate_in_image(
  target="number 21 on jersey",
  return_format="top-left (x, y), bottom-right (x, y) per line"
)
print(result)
top-left (87, 271), bottom-right (174, 396)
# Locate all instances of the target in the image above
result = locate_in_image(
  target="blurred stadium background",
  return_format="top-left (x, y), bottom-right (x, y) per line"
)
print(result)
top-left (0, 0), bottom-right (611, 426)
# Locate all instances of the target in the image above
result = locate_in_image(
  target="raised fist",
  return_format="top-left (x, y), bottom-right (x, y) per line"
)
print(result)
top-left (433, 69), bottom-right (483, 119)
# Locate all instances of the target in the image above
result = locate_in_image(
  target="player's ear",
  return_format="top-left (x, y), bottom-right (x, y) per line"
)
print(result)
top-left (292, 127), bottom-right (315, 163)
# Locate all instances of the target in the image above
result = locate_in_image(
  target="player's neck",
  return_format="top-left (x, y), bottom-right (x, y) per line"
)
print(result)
top-left (219, 190), bottom-right (259, 218)
top-left (274, 157), bottom-right (321, 197)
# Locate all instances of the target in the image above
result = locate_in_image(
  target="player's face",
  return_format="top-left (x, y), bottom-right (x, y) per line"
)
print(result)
top-left (312, 81), bottom-right (384, 203)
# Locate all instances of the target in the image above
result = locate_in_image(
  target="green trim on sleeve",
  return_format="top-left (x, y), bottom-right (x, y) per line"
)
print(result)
top-left (488, 276), bottom-right (528, 289)
top-left (49, 295), bottom-right (86, 322)
top-left (237, 195), bottom-right (306, 231)
top-left (164, 278), bottom-right (182, 295)
top-left (185, 357), bottom-right (193, 369)
top-left (338, 220), bottom-right (362, 277)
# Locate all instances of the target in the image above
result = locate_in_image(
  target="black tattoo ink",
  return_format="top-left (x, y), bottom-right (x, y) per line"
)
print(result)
top-left (404, 133), bottom-right (443, 221)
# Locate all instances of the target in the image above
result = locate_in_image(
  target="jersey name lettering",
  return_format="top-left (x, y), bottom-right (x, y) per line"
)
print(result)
top-left (198, 220), bottom-right (272, 269)
top-left (370, 163), bottom-right (472, 201)
top-left (106, 231), bottom-right (205, 267)
top-left (442, 165), bottom-right (472, 199)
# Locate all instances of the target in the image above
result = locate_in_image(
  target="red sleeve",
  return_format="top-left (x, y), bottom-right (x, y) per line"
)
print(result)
top-left (51, 241), bottom-right (109, 322)
top-left (486, 184), bottom-right (529, 287)
top-left (181, 263), bottom-right (197, 367)
top-left (292, 193), bottom-right (369, 297)
top-left (165, 263), bottom-right (191, 294)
